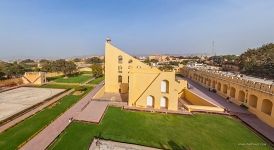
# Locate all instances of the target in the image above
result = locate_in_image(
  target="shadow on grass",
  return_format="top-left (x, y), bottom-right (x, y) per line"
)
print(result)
top-left (167, 140), bottom-right (191, 150)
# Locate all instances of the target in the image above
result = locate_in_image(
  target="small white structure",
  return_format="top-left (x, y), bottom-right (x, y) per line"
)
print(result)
top-left (22, 72), bottom-right (46, 85)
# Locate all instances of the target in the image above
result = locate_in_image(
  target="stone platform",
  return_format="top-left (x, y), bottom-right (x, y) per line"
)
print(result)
top-left (89, 139), bottom-right (161, 150)
top-left (0, 87), bottom-right (65, 122)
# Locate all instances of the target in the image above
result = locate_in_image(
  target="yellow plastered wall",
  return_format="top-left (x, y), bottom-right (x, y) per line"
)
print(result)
top-left (181, 67), bottom-right (274, 127)
top-left (129, 69), bottom-right (185, 111)
top-left (104, 41), bottom-right (187, 111)
top-left (105, 42), bottom-right (157, 93)
top-left (93, 85), bottom-right (105, 99)
top-left (184, 89), bottom-right (215, 107)
top-left (22, 72), bottom-right (46, 85)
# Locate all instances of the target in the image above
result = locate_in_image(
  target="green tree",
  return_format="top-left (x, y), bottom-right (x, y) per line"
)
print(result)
top-left (39, 59), bottom-right (50, 64)
top-left (158, 65), bottom-right (174, 71)
top-left (20, 59), bottom-right (35, 64)
top-left (0, 71), bottom-right (5, 79)
top-left (41, 59), bottom-right (77, 76)
top-left (91, 64), bottom-right (103, 78)
top-left (73, 58), bottom-right (81, 62)
top-left (169, 61), bottom-right (179, 66)
top-left (2, 62), bottom-right (26, 78)
top-left (53, 59), bottom-right (77, 76)
top-left (41, 61), bottom-right (53, 72)
top-left (0, 61), bottom-right (6, 79)
top-left (63, 61), bottom-right (77, 75)
top-left (150, 59), bottom-right (158, 63)
top-left (85, 57), bottom-right (102, 64)
top-left (239, 43), bottom-right (274, 79)
top-left (143, 58), bottom-right (150, 65)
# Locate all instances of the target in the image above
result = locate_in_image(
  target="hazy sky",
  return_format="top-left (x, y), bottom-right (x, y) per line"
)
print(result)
top-left (0, 0), bottom-right (274, 59)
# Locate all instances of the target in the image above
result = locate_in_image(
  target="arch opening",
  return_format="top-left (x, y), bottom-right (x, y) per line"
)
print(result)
top-left (261, 99), bottom-right (272, 115)
top-left (223, 84), bottom-right (228, 94)
top-left (160, 97), bottom-right (168, 108)
top-left (248, 95), bottom-right (258, 108)
top-left (212, 81), bottom-right (216, 89)
top-left (230, 87), bottom-right (236, 98)
top-left (146, 95), bottom-right (155, 108)
top-left (118, 55), bottom-right (123, 63)
top-left (161, 80), bottom-right (169, 93)
top-left (217, 83), bottom-right (221, 91)
top-left (238, 90), bottom-right (245, 102)
top-left (207, 79), bottom-right (211, 87)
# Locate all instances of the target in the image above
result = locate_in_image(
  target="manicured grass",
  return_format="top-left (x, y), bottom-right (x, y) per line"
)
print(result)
top-left (0, 86), bottom-right (92, 150)
top-left (53, 74), bottom-right (92, 83)
top-left (47, 75), bottom-right (65, 82)
top-left (49, 107), bottom-right (270, 150)
top-left (88, 76), bottom-right (104, 84)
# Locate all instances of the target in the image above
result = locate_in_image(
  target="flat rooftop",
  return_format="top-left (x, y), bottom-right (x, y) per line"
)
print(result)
top-left (192, 67), bottom-right (274, 85)
top-left (217, 70), bottom-right (274, 85)
top-left (0, 87), bottom-right (65, 122)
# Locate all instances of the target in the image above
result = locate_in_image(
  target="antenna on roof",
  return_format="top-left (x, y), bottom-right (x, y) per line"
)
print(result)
top-left (106, 37), bottom-right (111, 43)
top-left (212, 40), bottom-right (215, 56)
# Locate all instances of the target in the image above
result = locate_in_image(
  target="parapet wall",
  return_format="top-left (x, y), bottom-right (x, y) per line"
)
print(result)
top-left (184, 67), bottom-right (274, 95)
top-left (184, 89), bottom-right (215, 107)
top-left (181, 67), bottom-right (274, 127)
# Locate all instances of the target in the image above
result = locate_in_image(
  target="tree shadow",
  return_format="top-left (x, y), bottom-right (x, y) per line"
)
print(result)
top-left (167, 140), bottom-right (191, 150)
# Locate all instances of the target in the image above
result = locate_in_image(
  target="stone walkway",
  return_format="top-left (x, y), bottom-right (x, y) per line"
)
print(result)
top-left (83, 77), bottom-right (95, 85)
top-left (20, 83), bottom-right (104, 150)
top-left (89, 139), bottom-right (161, 150)
top-left (74, 101), bottom-right (109, 123)
top-left (0, 89), bottom-right (73, 133)
top-left (185, 77), bottom-right (274, 143)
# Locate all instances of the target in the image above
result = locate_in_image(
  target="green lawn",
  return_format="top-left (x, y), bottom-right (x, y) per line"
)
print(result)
top-left (88, 76), bottom-right (104, 84)
top-left (47, 75), bottom-right (65, 82)
top-left (49, 107), bottom-right (270, 150)
top-left (53, 74), bottom-right (92, 83)
top-left (0, 86), bottom-right (92, 150)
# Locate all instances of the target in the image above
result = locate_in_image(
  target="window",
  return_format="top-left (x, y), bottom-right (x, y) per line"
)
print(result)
top-left (128, 59), bottom-right (133, 63)
top-left (160, 97), bottom-right (168, 108)
top-left (146, 95), bottom-right (154, 107)
top-left (118, 75), bottom-right (122, 83)
top-left (118, 55), bottom-right (123, 63)
top-left (118, 66), bottom-right (122, 73)
top-left (161, 80), bottom-right (169, 93)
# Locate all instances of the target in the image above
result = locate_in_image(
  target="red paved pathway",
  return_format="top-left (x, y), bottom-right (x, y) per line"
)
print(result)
top-left (20, 83), bottom-right (104, 150)
top-left (184, 77), bottom-right (274, 143)
top-left (74, 101), bottom-right (109, 123)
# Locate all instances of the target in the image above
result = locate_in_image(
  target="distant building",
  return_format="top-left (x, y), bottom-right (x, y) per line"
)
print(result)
top-left (222, 64), bottom-right (240, 72)
top-left (149, 55), bottom-right (170, 62)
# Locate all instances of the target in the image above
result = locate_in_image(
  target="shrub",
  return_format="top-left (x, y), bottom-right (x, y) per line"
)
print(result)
top-left (74, 86), bottom-right (87, 92)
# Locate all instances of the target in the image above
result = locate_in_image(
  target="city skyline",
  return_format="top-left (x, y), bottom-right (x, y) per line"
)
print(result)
top-left (1, 0), bottom-right (274, 59)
